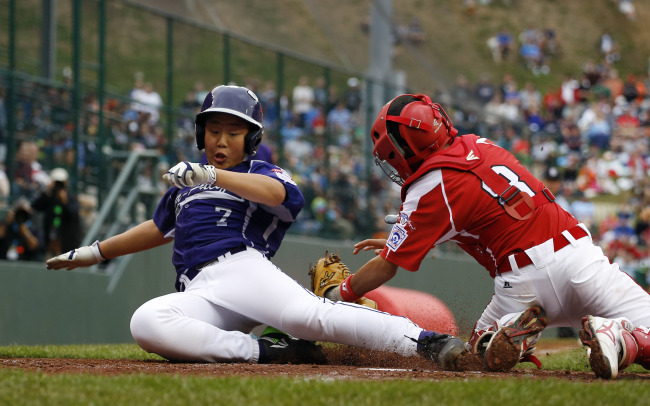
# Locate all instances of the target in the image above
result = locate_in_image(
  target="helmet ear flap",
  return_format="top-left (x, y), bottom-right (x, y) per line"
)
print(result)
top-left (195, 117), bottom-right (206, 150)
top-left (245, 127), bottom-right (263, 156)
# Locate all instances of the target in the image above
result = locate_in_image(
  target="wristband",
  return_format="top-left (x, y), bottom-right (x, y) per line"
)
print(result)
top-left (339, 275), bottom-right (362, 302)
top-left (90, 240), bottom-right (107, 262)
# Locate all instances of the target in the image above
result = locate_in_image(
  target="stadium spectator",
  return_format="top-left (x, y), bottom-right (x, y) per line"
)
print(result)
top-left (31, 168), bottom-right (82, 258)
top-left (496, 28), bottom-right (513, 61)
top-left (603, 68), bottom-right (624, 101)
top-left (192, 81), bottom-right (209, 105)
top-left (0, 198), bottom-right (42, 261)
top-left (599, 29), bottom-right (620, 64)
top-left (259, 81), bottom-right (280, 132)
top-left (12, 140), bottom-right (49, 201)
top-left (622, 73), bottom-right (640, 104)
top-left (474, 73), bottom-right (496, 105)
top-left (343, 77), bottom-right (362, 113)
top-left (131, 82), bottom-right (163, 126)
top-left (313, 76), bottom-right (328, 109)
top-left (617, 0), bottom-right (636, 21)
top-left (291, 76), bottom-right (315, 127)
top-left (0, 162), bottom-right (9, 207)
top-left (327, 100), bottom-right (353, 147)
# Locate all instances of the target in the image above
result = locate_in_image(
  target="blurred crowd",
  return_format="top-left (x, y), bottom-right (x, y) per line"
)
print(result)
top-left (1, 48), bottom-right (649, 289)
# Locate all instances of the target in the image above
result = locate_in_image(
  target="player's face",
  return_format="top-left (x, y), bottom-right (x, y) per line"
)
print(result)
top-left (203, 113), bottom-right (248, 169)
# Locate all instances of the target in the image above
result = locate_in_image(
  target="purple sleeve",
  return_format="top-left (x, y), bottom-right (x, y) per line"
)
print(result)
top-left (152, 187), bottom-right (179, 238)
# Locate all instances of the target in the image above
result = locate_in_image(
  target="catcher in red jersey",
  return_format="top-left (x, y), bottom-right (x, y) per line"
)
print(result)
top-left (324, 93), bottom-right (650, 379)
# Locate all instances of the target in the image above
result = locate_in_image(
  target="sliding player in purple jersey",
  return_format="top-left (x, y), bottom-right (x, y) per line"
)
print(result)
top-left (46, 85), bottom-right (466, 367)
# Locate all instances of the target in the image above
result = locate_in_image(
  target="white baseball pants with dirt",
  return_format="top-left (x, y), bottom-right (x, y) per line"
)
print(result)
top-left (475, 223), bottom-right (650, 332)
top-left (130, 247), bottom-right (424, 362)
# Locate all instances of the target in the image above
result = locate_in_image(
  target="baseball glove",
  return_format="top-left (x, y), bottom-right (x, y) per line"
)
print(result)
top-left (308, 251), bottom-right (377, 309)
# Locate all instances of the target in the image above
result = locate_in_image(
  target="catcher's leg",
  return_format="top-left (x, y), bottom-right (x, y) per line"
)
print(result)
top-left (480, 306), bottom-right (548, 372)
top-left (579, 316), bottom-right (650, 379)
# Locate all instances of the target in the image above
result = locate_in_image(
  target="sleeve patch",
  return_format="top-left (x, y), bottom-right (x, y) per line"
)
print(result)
top-left (271, 168), bottom-right (297, 185)
top-left (386, 223), bottom-right (408, 252)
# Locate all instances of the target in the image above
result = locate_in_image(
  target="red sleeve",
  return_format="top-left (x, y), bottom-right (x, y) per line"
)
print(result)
top-left (381, 169), bottom-right (461, 271)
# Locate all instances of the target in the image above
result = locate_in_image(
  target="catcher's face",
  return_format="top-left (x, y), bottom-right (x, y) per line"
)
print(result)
top-left (203, 112), bottom-right (248, 169)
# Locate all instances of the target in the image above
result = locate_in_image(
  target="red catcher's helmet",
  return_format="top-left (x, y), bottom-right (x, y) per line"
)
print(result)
top-left (371, 94), bottom-right (458, 185)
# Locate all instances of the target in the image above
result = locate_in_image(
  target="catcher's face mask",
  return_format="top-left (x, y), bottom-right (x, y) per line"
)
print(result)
top-left (374, 152), bottom-right (406, 186)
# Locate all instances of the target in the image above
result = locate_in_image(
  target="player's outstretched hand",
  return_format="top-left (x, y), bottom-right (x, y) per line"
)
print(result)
top-left (352, 238), bottom-right (387, 255)
top-left (163, 161), bottom-right (218, 188)
top-left (46, 240), bottom-right (106, 271)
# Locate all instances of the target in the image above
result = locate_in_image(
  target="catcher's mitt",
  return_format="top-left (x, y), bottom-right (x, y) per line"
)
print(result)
top-left (308, 251), bottom-right (377, 309)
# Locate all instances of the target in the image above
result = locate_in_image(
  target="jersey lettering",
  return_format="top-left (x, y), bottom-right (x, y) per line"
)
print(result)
top-left (481, 165), bottom-right (535, 203)
top-left (214, 208), bottom-right (232, 227)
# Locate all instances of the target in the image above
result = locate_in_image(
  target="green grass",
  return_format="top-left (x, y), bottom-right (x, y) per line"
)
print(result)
top-left (0, 369), bottom-right (648, 406)
top-left (0, 368), bottom-right (648, 406)
top-left (0, 341), bottom-right (648, 405)
top-left (0, 343), bottom-right (162, 360)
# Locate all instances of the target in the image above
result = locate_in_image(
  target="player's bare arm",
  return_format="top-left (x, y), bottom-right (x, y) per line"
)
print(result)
top-left (349, 255), bottom-right (398, 297)
top-left (215, 170), bottom-right (286, 207)
top-left (98, 219), bottom-right (169, 260)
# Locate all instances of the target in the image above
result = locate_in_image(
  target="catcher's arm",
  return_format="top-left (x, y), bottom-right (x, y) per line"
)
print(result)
top-left (347, 255), bottom-right (397, 298)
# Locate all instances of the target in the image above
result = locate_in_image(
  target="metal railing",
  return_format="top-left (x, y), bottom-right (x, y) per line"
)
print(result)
top-left (81, 148), bottom-right (161, 292)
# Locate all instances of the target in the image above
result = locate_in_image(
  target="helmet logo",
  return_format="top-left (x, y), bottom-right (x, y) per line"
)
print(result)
top-left (432, 118), bottom-right (443, 133)
top-left (247, 89), bottom-right (259, 102)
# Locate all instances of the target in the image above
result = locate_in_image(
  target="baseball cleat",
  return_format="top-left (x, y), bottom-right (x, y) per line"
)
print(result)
top-left (579, 315), bottom-right (621, 379)
top-left (484, 306), bottom-right (547, 372)
top-left (257, 329), bottom-right (328, 365)
top-left (418, 331), bottom-right (468, 370)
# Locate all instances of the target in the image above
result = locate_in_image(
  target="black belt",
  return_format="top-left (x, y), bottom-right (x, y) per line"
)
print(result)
top-left (498, 225), bottom-right (588, 274)
top-left (176, 244), bottom-right (250, 292)
top-left (198, 244), bottom-right (248, 270)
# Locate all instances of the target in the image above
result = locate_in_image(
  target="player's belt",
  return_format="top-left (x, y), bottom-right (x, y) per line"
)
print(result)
top-left (197, 244), bottom-right (249, 270)
top-left (497, 225), bottom-right (589, 274)
top-left (178, 244), bottom-right (250, 291)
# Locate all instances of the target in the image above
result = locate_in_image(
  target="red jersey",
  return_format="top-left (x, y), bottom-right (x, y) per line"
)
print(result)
top-left (381, 135), bottom-right (577, 277)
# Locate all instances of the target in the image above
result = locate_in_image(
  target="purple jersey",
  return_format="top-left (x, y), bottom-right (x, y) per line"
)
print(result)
top-left (153, 160), bottom-right (304, 291)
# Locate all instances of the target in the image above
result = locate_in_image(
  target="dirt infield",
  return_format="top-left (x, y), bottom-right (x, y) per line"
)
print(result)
top-left (1, 342), bottom-right (648, 381)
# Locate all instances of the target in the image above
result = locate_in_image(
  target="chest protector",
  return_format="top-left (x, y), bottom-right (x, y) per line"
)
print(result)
top-left (403, 135), bottom-right (555, 220)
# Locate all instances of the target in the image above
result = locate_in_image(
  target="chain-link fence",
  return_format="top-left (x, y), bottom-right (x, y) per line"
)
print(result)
top-left (1, 0), bottom-right (404, 243)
